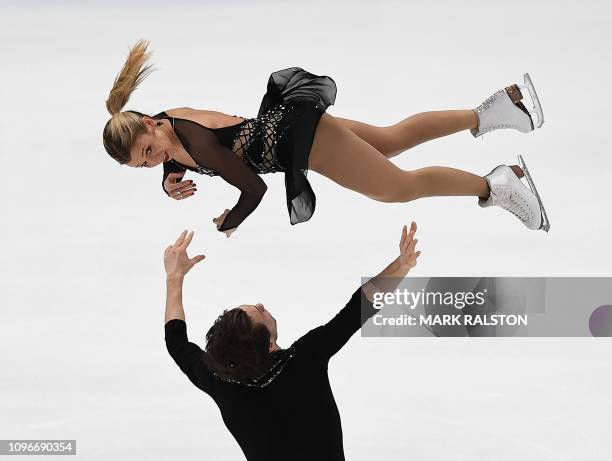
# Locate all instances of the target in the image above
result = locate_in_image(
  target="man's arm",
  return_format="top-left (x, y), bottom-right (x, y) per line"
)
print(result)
top-left (165, 275), bottom-right (186, 323)
top-left (163, 229), bottom-right (205, 326)
top-left (293, 221), bottom-right (421, 362)
top-left (163, 230), bottom-right (214, 393)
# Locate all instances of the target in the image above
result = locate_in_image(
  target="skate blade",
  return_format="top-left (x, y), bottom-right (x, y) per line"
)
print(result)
top-left (518, 73), bottom-right (544, 128)
top-left (517, 154), bottom-right (550, 232)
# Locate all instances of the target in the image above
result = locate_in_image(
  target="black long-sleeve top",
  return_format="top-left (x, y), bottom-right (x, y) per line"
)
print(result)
top-left (155, 113), bottom-right (267, 232)
top-left (164, 285), bottom-right (378, 461)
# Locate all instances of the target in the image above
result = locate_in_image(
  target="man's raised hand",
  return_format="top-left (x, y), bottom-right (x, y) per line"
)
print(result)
top-left (398, 221), bottom-right (421, 273)
top-left (164, 230), bottom-right (206, 279)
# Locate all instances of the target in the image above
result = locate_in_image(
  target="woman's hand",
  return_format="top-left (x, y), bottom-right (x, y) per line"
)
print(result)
top-left (213, 209), bottom-right (237, 238)
top-left (164, 172), bottom-right (197, 200)
top-left (164, 230), bottom-right (206, 280)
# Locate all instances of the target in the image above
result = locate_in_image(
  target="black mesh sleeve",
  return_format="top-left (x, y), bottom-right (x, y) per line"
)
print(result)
top-left (172, 118), bottom-right (267, 232)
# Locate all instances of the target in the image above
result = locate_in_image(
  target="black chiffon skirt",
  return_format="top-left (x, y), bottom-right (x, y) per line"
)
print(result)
top-left (257, 67), bottom-right (337, 225)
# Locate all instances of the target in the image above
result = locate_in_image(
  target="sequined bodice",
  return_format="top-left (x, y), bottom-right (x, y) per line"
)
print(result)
top-left (162, 104), bottom-right (292, 177)
top-left (224, 103), bottom-right (291, 175)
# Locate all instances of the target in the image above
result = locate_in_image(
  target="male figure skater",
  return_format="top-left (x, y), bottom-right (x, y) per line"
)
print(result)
top-left (164, 222), bottom-right (421, 461)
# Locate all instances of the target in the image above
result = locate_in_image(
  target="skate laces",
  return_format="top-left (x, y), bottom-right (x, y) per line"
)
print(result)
top-left (475, 88), bottom-right (529, 135)
top-left (505, 192), bottom-right (530, 224)
top-left (478, 89), bottom-right (505, 111)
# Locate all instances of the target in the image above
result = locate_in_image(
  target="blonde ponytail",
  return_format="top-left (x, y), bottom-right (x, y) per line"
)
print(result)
top-left (103, 40), bottom-right (155, 164)
top-left (105, 39), bottom-right (154, 115)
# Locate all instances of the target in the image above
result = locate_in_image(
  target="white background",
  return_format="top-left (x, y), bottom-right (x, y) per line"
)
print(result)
top-left (1, 0), bottom-right (611, 459)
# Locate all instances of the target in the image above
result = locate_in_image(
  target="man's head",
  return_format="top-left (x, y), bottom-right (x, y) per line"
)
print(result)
top-left (204, 303), bottom-right (279, 381)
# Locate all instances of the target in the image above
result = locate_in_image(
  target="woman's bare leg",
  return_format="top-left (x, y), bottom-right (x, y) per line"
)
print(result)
top-left (334, 109), bottom-right (477, 158)
top-left (309, 113), bottom-right (489, 202)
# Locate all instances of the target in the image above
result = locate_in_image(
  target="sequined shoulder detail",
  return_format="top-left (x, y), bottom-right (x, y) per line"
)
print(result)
top-left (211, 346), bottom-right (296, 388)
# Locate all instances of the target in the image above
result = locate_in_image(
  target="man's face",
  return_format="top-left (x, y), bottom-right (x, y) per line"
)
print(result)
top-left (240, 303), bottom-right (278, 349)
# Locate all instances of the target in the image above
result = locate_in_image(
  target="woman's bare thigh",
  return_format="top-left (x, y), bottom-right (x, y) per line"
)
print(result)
top-left (308, 113), bottom-right (409, 201)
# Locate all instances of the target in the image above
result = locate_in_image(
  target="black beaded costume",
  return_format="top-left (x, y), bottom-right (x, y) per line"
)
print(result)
top-left (165, 285), bottom-right (378, 461)
top-left (157, 67), bottom-right (337, 232)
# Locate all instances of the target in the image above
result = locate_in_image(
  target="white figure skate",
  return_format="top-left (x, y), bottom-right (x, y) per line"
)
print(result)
top-left (479, 154), bottom-right (550, 232)
top-left (471, 73), bottom-right (544, 138)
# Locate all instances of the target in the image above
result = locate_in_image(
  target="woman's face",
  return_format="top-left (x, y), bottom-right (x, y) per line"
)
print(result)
top-left (127, 117), bottom-right (173, 168)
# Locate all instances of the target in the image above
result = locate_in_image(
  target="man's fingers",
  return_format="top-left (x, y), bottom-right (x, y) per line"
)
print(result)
top-left (404, 224), bottom-right (416, 248)
top-left (174, 230), bottom-right (188, 246)
top-left (407, 224), bottom-right (417, 244)
top-left (408, 238), bottom-right (418, 254)
top-left (400, 221), bottom-right (416, 248)
top-left (189, 255), bottom-right (206, 266)
top-left (401, 229), bottom-right (413, 254)
top-left (402, 236), bottom-right (418, 258)
top-left (400, 236), bottom-right (409, 254)
top-left (182, 230), bottom-right (194, 248)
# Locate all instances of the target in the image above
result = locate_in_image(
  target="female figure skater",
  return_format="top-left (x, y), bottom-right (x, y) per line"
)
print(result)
top-left (103, 40), bottom-right (549, 237)
top-left (163, 224), bottom-right (420, 461)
